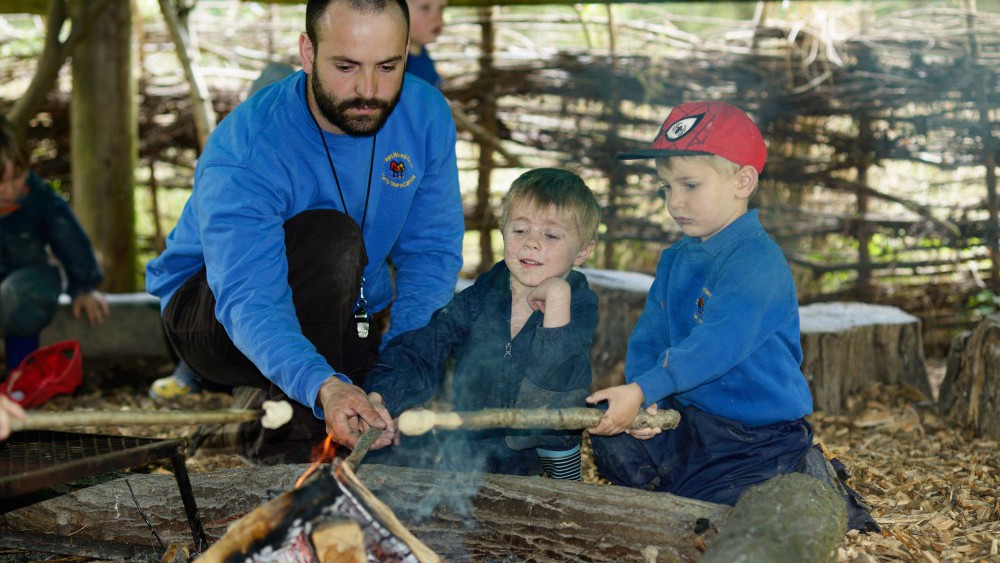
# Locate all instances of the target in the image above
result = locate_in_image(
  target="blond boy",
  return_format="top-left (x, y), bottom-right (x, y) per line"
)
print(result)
top-left (367, 168), bottom-right (600, 479)
top-left (587, 101), bottom-right (814, 504)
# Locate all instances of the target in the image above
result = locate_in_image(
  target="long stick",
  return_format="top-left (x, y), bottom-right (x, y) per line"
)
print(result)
top-left (397, 407), bottom-right (680, 436)
top-left (11, 401), bottom-right (294, 432)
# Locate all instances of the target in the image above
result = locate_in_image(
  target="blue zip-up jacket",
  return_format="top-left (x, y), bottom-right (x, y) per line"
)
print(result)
top-left (365, 261), bottom-right (598, 472)
top-left (145, 71), bottom-right (464, 415)
top-left (1, 172), bottom-right (102, 296)
top-left (627, 210), bottom-right (813, 426)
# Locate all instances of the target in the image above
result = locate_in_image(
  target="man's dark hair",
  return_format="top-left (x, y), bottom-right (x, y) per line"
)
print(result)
top-left (306, 0), bottom-right (410, 46)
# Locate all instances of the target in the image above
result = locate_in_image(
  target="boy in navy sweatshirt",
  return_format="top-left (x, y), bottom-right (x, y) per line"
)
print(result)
top-left (587, 101), bottom-right (815, 505)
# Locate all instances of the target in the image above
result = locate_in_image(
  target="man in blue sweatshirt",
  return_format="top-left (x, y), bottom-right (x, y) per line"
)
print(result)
top-left (146, 0), bottom-right (464, 463)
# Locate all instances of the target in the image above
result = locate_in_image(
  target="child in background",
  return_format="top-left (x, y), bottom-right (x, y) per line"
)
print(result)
top-left (587, 101), bottom-right (815, 503)
top-left (405, 0), bottom-right (447, 89)
top-left (0, 117), bottom-right (108, 373)
top-left (366, 168), bottom-right (600, 480)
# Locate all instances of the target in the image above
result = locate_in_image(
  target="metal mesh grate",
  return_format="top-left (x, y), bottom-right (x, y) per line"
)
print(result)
top-left (0, 430), bottom-right (186, 500)
top-left (0, 430), bottom-right (208, 551)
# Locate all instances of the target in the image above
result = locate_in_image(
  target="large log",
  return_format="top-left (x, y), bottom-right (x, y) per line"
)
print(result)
top-left (700, 473), bottom-right (845, 563)
top-left (1, 463), bottom-right (730, 562)
top-left (800, 301), bottom-right (932, 413)
top-left (938, 313), bottom-right (1000, 438)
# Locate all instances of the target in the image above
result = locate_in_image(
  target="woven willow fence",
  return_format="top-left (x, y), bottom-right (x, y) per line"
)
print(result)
top-left (436, 3), bottom-right (999, 351)
top-left (1, 2), bottom-right (996, 351)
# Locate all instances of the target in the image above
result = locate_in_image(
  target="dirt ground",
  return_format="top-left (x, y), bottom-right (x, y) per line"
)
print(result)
top-left (3, 356), bottom-right (999, 562)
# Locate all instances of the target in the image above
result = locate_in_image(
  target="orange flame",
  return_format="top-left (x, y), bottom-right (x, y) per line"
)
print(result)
top-left (294, 432), bottom-right (340, 489)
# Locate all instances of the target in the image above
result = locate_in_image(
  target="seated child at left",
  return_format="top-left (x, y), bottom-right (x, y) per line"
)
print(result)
top-left (0, 117), bottom-right (108, 372)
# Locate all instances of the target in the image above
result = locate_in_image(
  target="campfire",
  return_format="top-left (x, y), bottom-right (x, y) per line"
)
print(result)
top-left (191, 407), bottom-right (682, 561)
top-left (195, 427), bottom-right (439, 562)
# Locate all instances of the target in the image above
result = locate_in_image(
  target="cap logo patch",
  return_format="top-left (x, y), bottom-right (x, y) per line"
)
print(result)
top-left (663, 114), bottom-right (704, 142)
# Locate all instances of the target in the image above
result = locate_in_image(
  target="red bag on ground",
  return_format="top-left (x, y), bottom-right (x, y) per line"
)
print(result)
top-left (1, 340), bottom-right (83, 408)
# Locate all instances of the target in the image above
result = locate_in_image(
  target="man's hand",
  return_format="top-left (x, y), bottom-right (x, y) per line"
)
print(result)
top-left (586, 382), bottom-right (656, 437)
top-left (0, 394), bottom-right (27, 441)
top-left (71, 291), bottom-right (110, 327)
top-left (527, 277), bottom-right (571, 327)
top-left (318, 377), bottom-right (395, 449)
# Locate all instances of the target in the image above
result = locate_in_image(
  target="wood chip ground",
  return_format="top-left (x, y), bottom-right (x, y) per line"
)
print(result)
top-left (3, 358), bottom-right (998, 562)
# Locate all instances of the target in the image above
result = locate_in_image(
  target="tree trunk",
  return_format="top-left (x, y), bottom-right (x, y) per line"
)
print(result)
top-left (800, 301), bottom-right (932, 414)
top-left (474, 7), bottom-right (497, 273)
top-left (1, 463), bottom-right (730, 562)
top-left (700, 473), bottom-right (845, 563)
top-left (938, 313), bottom-right (1000, 438)
top-left (8, 0), bottom-right (112, 131)
top-left (583, 268), bottom-right (652, 391)
top-left (69, 0), bottom-right (138, 292)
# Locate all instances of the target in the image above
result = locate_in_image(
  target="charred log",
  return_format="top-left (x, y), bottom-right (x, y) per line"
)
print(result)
top-left (0, 463), bottom-right (729, 562)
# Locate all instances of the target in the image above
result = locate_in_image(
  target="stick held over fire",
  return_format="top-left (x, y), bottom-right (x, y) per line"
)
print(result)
top-left (9, 400), bottom-right (294, 432)
top-left (397, 407), bottom-right (680, 436)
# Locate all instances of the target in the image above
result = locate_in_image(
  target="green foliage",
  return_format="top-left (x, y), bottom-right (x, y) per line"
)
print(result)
top-left (967, 290), bottom-right (1000, 318)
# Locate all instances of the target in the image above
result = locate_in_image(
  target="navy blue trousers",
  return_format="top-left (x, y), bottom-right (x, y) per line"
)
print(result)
top-left (590, 399), bottom-right (813, 506)
top-left (0, 264), bottom-right (61, 336)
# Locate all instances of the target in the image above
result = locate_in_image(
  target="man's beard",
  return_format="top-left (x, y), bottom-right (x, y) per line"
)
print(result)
top-left (311, 64), bottom-right (402, 136)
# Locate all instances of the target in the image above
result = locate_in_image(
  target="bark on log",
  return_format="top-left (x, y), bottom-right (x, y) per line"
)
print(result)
top-left (0, 464), bottom-right (729, 562)
top-left (938, 313), bottom-right (1000, 438)
top-left (700, 473), bottom-right (845, 563)
top-left (800, 302), bottom-right (932, 414)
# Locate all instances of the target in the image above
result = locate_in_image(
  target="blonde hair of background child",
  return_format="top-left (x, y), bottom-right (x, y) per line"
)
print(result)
top-left (500, 168), bottom-right (601, 244)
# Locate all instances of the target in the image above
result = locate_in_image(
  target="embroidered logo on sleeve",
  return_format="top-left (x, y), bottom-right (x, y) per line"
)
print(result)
top-left (693, 287), bottom-right (711, 324)
top-left (382, 151), bottom-right (417, 188)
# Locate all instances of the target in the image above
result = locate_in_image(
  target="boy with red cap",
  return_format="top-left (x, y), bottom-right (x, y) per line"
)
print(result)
top-left (586, 101), bottom-right (815, 505)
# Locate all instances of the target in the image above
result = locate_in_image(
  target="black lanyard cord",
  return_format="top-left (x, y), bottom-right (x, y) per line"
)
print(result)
top-left (307, 87), bottom-right (376, 233)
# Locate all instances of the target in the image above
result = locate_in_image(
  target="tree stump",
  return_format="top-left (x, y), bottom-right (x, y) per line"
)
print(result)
top-left (800, 302), bottom-right (932, 414)
top-left (580, 268), bottom-right (654, 391)
top-left (938, 313), bottom-right (1000, 438)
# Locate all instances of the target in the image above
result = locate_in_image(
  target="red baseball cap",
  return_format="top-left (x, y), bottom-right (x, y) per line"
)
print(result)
top-left (617, 101), bottom-right (767, 173)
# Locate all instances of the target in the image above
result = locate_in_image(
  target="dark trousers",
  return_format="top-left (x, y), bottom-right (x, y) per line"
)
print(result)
top-left (0, 264), bottom-right (62, 336)
top-left (590, 399), bottom-right (813, 506)
top-left (162, 209), bottom-right (385, 463)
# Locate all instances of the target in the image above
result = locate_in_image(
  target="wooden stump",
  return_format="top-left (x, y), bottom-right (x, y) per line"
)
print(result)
top-left (938, 313), bottom-right (1000, 438)
top-left (800, 302), bottom-right (932, 414)
top-left (580, 268), bottom-right (654, 391)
